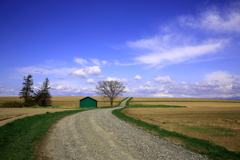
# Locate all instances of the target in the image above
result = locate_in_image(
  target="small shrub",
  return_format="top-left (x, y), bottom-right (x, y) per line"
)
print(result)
top-left (0, 101), bottom-right (23, 108)
top-left (23, 99), bottom-right (37, 107)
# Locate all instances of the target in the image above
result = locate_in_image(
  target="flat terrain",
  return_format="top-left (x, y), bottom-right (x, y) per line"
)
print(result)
top-left (41, 98), bottom-right (207, 160)
top-left (123, 99), bottom-right (240, 152)
top-left (131, 97), bottom-right (240, 102)
top-left (0, 96), bottom-right (126, 126)
top-left (0, 108), bottom-right (77, 126)
top-left (130, 101), bottom-right (240, 108)
top-left (0, 96), bottom-right (126, 108)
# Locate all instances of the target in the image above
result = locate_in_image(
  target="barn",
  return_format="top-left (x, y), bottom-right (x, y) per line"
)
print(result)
top-left (79, 96), bottom-right (97, 108)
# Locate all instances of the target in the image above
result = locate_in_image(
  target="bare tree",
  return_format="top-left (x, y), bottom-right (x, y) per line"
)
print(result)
top-left (95, 81), bottom-right (126, 106)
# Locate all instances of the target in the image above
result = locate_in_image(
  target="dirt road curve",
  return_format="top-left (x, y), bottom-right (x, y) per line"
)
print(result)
top-left (42, 98), bottom-right (208, 160)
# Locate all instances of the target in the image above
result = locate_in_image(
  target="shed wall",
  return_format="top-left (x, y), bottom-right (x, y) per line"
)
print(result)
top-left (80, 98), bottom-right (97, 107)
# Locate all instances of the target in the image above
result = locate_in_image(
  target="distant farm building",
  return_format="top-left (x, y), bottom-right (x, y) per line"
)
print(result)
top-left (79, 96), bottom-right (97, 108)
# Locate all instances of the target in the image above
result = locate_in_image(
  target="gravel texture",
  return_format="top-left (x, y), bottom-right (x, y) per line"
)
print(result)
top-left (44, 98), bottom-right (208, 160)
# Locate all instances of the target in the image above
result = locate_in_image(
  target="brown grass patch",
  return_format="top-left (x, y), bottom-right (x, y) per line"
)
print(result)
top-left (122, 107), bottom-right (240, 152)
top-left (0, 108), bottom-right (77, 127)
top-left (130, 101), bottom-right (240, 108)
top-left (0, 96), bottom-right (126, 126)
top-left (131, 97), bottom-right (240, 102)
top-left (0, 96), bottom-right (126, 108)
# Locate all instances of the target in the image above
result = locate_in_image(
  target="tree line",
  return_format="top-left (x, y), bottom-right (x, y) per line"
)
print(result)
top-left (18, 75), bottom-right (126, 107)
top-left (19, 75), bottom-right (51, 107)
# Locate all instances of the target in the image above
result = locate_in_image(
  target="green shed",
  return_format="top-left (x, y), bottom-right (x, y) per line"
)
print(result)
top-left (79, 96), bottom-right (97, 108)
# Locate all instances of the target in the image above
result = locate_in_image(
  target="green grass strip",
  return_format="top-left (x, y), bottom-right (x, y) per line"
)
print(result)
top-left (0, 109), bottom-right (92, 160)
top-left (112, 98), bottom-right (240, 160)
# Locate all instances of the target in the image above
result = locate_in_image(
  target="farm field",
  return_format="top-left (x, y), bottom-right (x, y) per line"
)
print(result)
top-left (0, 96), bottom-right (126, 126)
top-left (0, 96), bottom-right (126, 108)
top-left (131, 97), bottom-right (240, 102)
top-left (130, 101), bottom-right (240, 108)
top-left (123, 98), bottom-right (240, 152)
top-left (0, 108), bottom-right (77, 127)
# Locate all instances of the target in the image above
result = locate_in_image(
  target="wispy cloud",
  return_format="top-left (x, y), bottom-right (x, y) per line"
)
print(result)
top-left (89, 58), bottom-right (108, 66)
top-left (126, 3), bottom-right (239, 69)
top-left (130, 38), bottom-right (227, 68)
top-left (154, 76), bottom-right (174, 84)
top-left (179, 3), bottom-right (240, 33)
top-left (0, 85), bottom-right (15, 95)
top-left (16, 66), bottom-right (77, 76)
top-left (204, 71), bottom-right (239, 85)
top-left (106, 77), bottom-right (129, 84)
top-left (73, 57), bottom-right (88, 66)
top-left (114, 60), bottom-right (136, 66)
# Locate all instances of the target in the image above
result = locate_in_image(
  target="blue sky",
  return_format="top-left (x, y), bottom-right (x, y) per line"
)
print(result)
top-left (0, 0), bottom-right (240, 99)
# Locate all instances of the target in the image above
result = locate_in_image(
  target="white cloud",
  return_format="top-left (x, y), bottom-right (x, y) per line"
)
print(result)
top-left (102, 60), bottom-right (108, 65)
top-left (73, 57), bottom-right (88, 66)
top-left (97, 75), bottom-right (105, 79)
top-left (130, 37), bottom-right (227, 68)
top-left (0, 85), bottom-right (15, 94)
top-left (106, 77), bottom-right (129, 84)
top-left (49, 82), bottom-right (96, 96)
top-left (71, 69), bottom-right (88, 78)
top-left (152, 93), bottom-right (174, 98)
top-left (89, 58), bottom-right (108, 66)
top-left (204, 71), bottom-right (237, 85)
top-left (154, 76), bottom-right (174, 84)
top-left (114, 60), bottom-right (135, 66)
top-left (126, 3), bottom-right (240, 69)
top-left (144, 81), bottom-right (152, 87)
top-left (89, 58), bottom-right (101, 66)
top-left (125, 71), bottom-right (240, 99)
top-left (16, 66), bottom-right (77, 76)
top-left (87, 79), bottom-right (96, 84)
top-left (83, 66), bottom-right (101, 75)
top-left (71, 66), bottom-right (101, 78)
top-left (134, 75), bottom-right (142, 80)
top-left (51, 85), bottom-right (67, 90)
top-left (179, 4), bottom-right (240, 33)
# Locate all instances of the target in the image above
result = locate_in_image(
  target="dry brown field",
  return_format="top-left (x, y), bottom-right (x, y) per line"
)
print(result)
top-left (123, 100), bottom-right (240, 152)
top-left (0, 108), bottom-right (77, 127)
top-left (130, 101), bottom-right (240, 108)
top-left (0, 96), bottom-right (126, 108)
top-left (131, 97), bottom-right (240, 102)
top-left (0, 96), bottom-right (126, 126)
top-left (0, 96), bottom-right (125, 102)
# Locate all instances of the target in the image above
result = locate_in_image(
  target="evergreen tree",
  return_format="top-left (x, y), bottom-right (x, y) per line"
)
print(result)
top-left (19, 75), bottom-right (34, 102)
top-left (35, 78), bottom-right (52, 106)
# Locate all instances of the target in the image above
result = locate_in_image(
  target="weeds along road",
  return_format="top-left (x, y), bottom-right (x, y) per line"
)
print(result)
top-left (43, 98), bottom-right (208, 160)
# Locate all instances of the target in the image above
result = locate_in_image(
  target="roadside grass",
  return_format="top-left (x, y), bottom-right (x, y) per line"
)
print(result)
top-left (128, 104), bottom-right (186, 108)
top-left (0, 109), bottom-right (93, 160)
top-left (112, 98), bottom-right (240, 160)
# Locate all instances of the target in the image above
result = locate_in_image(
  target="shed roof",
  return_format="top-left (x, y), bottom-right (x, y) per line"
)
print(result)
top-left (79, 96), bottom-right (97, 102)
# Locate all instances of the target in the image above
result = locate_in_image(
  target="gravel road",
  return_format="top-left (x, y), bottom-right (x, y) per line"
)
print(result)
top-left (44, 98), bottom-right (208, 160)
